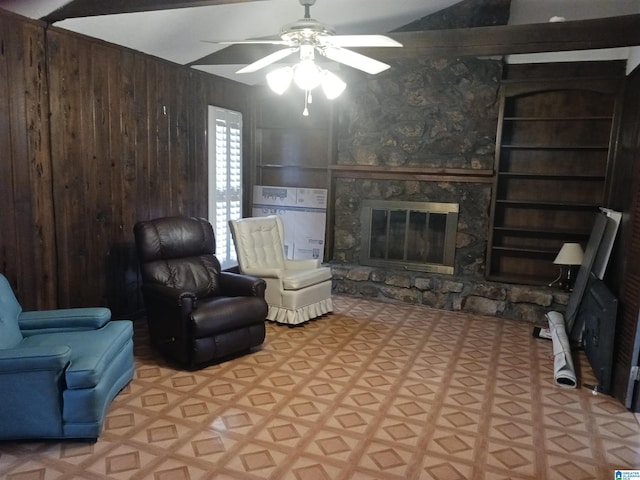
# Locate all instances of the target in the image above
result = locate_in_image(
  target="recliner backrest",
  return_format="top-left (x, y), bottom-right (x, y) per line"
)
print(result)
top-left (230, 216), bottom-right (286, 271)
top-left (0, 274), bottom-right (24, 349)
top-left (134, 216), bottom-right (221, 297)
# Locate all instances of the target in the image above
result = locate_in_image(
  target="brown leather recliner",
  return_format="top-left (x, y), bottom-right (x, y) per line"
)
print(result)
top-left (133, 216), bottom-right (268, 369)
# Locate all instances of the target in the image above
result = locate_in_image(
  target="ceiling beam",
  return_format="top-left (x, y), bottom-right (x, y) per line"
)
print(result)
top-left (40, 0), bottom-right (267, 24)
top-left (189, 14), bottom-right (640, 68)
top-left (374, 14), bottom-right (640, 59)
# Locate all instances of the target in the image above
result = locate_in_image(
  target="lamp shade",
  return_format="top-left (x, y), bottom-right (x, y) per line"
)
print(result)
top-left (321, 70), bottom-right (346, 99)
top-left (293, 60), bottom-right (322, 91)
top-left (266, 67), bottom-right (293, 95)
top-left (553, 243), bottom-right (584, 266)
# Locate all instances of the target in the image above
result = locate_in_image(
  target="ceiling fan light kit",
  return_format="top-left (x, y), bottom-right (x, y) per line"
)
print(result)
top-left (209, 0), bottom-right (401, 115)
top-left (320, 70), bottom-right (346, 99)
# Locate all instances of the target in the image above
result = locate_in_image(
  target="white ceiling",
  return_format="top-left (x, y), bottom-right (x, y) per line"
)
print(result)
top-left (0, 0), bottom-right (638, 84)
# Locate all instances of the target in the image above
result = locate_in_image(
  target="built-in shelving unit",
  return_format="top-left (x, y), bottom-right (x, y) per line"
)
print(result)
top-left (487, 77), bottom-right (621, 285)
top-left (254, 90), bottom-right (334, 190)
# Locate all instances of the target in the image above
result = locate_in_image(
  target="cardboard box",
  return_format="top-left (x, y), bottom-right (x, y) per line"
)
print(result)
top-left (253, 185), bottom-right (297, 208)
top-left (252, 185), bottom-right (327, 261)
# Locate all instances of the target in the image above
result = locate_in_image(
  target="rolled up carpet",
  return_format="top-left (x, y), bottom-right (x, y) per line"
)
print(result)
top-left (546, 311), bottom-right (577, 388)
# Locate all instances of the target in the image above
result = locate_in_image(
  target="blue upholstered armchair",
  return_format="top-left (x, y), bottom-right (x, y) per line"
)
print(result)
top-left (0, 274), bottom-right (135, 440)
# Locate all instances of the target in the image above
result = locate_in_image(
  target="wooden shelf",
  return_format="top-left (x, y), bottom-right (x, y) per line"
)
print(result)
top-left (500, 144), bottom-right (610, 150)
top-left (495, 199), bottom-right (601, 209)
top-left (486, 273), bottom-right (553, 287)
top-left (497, 172), bottom-right (605, 180)
top-left (259, 164), bottom-right (328, 171)
top-left (503, 116), bottom-right (613, 121)
top-left (486, 77), bottom-right (618, 284)
top-left (491, 245), bottom-right (557, 255)
top-left (493, 226), bottom-right (592, 236)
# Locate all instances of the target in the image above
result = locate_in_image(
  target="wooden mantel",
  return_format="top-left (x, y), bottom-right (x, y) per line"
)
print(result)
top-left (329, 165), bottom-right (494, 183)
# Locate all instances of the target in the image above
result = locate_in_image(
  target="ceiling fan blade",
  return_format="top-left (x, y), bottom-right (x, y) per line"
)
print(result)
top-left (202, 39), bottom-right (289, 46)
top-left (324, 35), bottom-right (402, 48)
top-left (322, 47), bottom-right (390, 75)
top-left (236, 47), bottom-right (297, 74)
top-left (188, 44), bottom-right (286, 66)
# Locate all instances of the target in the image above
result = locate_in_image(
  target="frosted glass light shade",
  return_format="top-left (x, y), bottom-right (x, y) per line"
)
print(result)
top-left (321, 70), bottom-right (346, 99)
top-left (553, 243), bottom-right (584, 266)
top-left (293, 60), bottom-right (322, 91)
top-left (266, 67), bottom-right (293, 95)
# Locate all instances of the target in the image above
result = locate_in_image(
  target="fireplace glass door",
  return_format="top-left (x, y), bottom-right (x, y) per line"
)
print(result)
top-left (362, 201), bottom-right (458, 274)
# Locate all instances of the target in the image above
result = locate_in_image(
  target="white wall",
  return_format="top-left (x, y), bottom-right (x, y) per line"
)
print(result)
top-left (628, 47), bottom-right (640, 74)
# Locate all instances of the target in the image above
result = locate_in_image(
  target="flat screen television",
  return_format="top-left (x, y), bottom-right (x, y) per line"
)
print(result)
top-left (578, 272), bottom-right (618, 393)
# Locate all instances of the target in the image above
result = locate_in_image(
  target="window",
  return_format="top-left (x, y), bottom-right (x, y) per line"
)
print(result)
top-left (208, 106), bottom-right (242, 270)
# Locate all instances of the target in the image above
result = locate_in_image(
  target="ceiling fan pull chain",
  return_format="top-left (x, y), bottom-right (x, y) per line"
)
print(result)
top-left (303, 89), bottom-right (310, 116)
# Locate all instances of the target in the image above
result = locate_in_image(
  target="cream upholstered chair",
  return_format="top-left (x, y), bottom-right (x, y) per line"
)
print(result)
top-left (229, 215), bottom-right (332, 325)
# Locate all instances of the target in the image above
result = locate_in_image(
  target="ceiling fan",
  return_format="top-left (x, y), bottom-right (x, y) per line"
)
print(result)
top-left (202, 0), bottom-right (402, 114)
top-left (204, 0), bottom-right (403, 76)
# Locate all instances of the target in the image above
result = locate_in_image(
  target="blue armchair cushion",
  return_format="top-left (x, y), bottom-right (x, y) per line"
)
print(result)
top-left (19, 307), bottom-right (111, 334)
top-left (0, 275), bottom-right (23, 349)
top-left (20, 320), bottom-right (132, 389)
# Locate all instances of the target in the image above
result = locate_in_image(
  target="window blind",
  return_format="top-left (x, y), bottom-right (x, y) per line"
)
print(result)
top-left (208, 106), bottom-right (242, 269)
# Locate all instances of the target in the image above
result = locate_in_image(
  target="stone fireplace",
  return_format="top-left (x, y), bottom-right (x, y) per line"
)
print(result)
top-left (328, 56), bottom-right (570, 323)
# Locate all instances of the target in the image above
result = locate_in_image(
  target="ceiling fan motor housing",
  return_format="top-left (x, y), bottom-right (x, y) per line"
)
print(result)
top-left (280, 19), bottom-right (335, 47)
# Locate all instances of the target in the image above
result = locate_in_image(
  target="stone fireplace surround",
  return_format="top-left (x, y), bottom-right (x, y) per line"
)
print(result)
top-left (327, 56), bottom-right (570, 324)
top-left (330, 178), bottom-right (570, 324)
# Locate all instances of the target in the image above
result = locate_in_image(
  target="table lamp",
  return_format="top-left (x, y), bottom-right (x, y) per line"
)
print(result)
top-left (549, 242), bottom-right (584, 291)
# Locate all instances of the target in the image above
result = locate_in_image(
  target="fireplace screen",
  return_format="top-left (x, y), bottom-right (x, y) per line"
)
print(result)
top-left (360, 200), bottom-right (459, 274)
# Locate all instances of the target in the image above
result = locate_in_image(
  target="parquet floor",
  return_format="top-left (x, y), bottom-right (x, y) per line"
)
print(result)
top-left (1, 295), bottom-right (639, 479)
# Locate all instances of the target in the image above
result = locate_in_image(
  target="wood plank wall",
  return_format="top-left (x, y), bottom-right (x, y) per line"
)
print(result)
top-left (609, 64), bottom-right (640, 409)
top-left (0, 11), bottom-right (253, 315)
top-left (0, 13), bottom-right (57, 309)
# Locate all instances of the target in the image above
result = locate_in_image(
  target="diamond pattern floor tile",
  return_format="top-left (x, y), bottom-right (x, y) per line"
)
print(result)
top-left (1, 295), bottom-right (639, 480)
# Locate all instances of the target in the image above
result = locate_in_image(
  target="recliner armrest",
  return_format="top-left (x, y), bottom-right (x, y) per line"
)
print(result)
top-left (18, 308), bottom-right (112, 334)
top-left (219, 272), bottom-right (267, 298)
top-left (142, 284), bottom-right (198, 305)
top-left (0, 345), bottom-right (70, 373)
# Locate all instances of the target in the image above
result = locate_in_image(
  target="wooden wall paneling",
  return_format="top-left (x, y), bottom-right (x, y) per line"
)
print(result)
top-left (109, 49), bottom-right (141, 315)
top-left (0, 15), bottom-right (56, 309)
top-left (1, 10), bottom-right (251, 315)
top-left (48, 29), bottom-right (88, 307)
top-left (20, 21), bottom-right (56, 309)
top-left (171, 67), bottom-right (193, 216)
top-left (132, 56), bottom-right (152, 223)
top-left (90, 41), bottom-right (118, 309)
top-left (0, 17), bottom-right (15, 277)
top-left (609, 66), bottom-right (640, 409)
top-left (0, 16), bottom-right (23, 296)
top-left (187, 71), bottom-right (208, 217)
top-left (47, 29), bottom-right (197, 311)
top-left (150, 61), bottom-right (171, 217)
top-left (49, 30), bottom-right (116, 308)
top-left (101, 44), bottom-right (138, 316)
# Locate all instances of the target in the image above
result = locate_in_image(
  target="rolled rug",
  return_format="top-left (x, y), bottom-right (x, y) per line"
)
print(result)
top-left (546, 311), bottom-right (577, 388)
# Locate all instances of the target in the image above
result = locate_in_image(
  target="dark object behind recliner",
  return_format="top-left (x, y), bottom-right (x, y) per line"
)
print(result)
top-left (133, 216), bottom-right (267, 368)
top-left (578, 272), bottom-right (618, 394)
